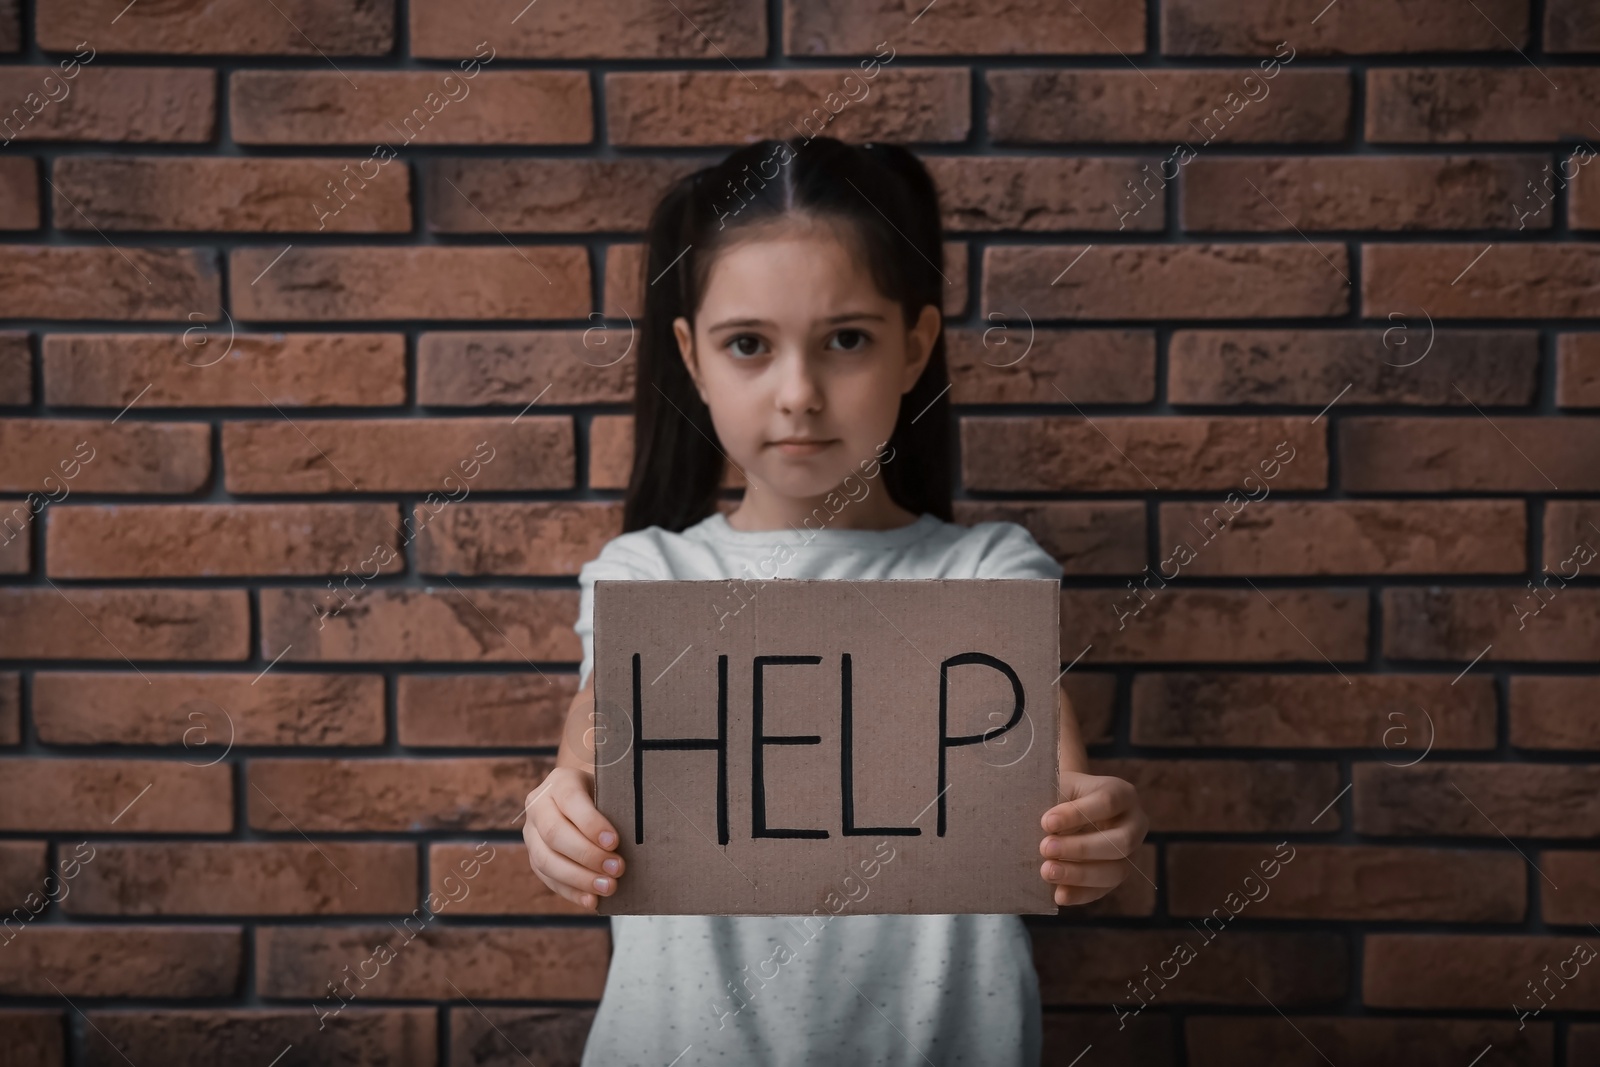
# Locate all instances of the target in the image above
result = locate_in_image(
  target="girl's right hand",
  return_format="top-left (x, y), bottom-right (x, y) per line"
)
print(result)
top-left (523, 766), bottom-right (625, 911)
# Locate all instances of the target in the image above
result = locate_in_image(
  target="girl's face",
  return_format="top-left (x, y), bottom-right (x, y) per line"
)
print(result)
top-left (673, 218), bottom-right (941, 514)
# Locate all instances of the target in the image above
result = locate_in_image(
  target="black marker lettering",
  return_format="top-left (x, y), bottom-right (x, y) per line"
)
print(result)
top-left (937, 652), bottom-right (1024, 836)
top-left (752, 655), bottom-right (828, 839)
top-left (840, 652), bottom-right (919, 837)
top-left (632, 651), bottom-right (728, 845)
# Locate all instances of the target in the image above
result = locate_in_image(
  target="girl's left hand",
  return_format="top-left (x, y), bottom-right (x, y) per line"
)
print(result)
top-left (1039, 772), bottom-right (1148, 907)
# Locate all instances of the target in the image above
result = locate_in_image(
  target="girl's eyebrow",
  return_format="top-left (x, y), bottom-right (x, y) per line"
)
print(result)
top-left (706, 312), bottom-right (886, 331)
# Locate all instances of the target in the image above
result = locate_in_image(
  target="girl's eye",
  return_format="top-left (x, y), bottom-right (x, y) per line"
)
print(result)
top-left (829, 329), bottom-right (871, 352)
top-left (727, 335), bottom-right (766, 358)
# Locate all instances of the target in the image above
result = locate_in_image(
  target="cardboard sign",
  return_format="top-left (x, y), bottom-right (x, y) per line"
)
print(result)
top-left (592, 578), bottom-right (1060, 915)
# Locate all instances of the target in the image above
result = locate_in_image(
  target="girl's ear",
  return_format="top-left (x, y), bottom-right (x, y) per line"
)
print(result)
top-left (902, 304), bottom-right (941, 393)
top-left (673, 315), bottom-right (707, 402)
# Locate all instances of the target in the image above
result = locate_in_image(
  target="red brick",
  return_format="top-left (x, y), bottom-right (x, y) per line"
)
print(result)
top-left (417, 331), bottom-right (634, 406)
top-left (1164, 0), bottom-right (1527, 54)
top-left (448, 1007), bottom-right (594, 1066)
top-left (1093, 758), bottom-right (1342, 831)
top-left (66, 843), bottom-right (416, 916)
top-left (429, 842), bottom-right (587, 916)
top-left (1066, 588), bottom-right (1367, 664)
top-left (0, 672), bottom-right (18, 744)
top-left (983, 244), bottom-right (1350, 320)
top-left (398, 675), bottom-right (578, 748)
top-left (588, 414), bottom-right (634, 491)
top-left (0, 589), bottom-right (247, 661)
top-left (0, 511), bottom-right (27, 574)
top-left (946, 328), bottom-right (1155, 404)
top-left (80, 1009), bottom-right (433, 1067)
top-left (427, 158), bottom-right (699, 232)
top-left (229, 246), bottom-right (589, 322)
top-left (0, 67), bottom-right (214, 142)
top-left (1186, 1017), bottom-right (1550, 1067)
top-left (230, 71), bottom-right (592, 145)
top-left (988, 70), bottom-right (1350, 144)
top-left (1355, 762), bottom-right (1600, 837)
top-left (1042, 1011), bottom-right (1177, 1064)
top-left (1573, 151), bottom-right (1600, 230)
top-left (0, 760), bottom-right (232, 832)
top-left (1132, 672), bottom-right (1497, 749)
top-left (0, 247), bottom-right (218, 320)
top-left (52, 157), bottom-right (410, 232)
top-left (0, 1012), bottom-right (61, 1067)
top-left (260, 588), bottom-right (579, 664)
top-left (32, 673), bottom-right (385, 746)
top-left (1542, 502), bottom-right (1600, 567)
top-left (1169, 329), bottom-right (1539, 406)
top-left (223, 417), bottom-right (573, 493)
top-left (0, 156), bottom-right (37, 228)
top-left (1032, 927), bottom-right (1346, 1005)
top-left (42, 332), bottom-right (406, 408)
top-left (927, 156), bottom-right (1163, 231)
top-left (250, 758), bottom-right (550, 832)
top-left (1168, 843), bottom-right (1523, 922)
top-left (1156, 499), bottom-right (1525, 575)
top-left (1577, 1026), bottom-right (1600, 1067)
top-left (788, 0), bottom-right (1141, 54)
top-left (1365, 934), bottom-right (1600, 1009)
top-left (1548, 0), bottom-right (1600, 51)
top-left (0, 926), bottom-right (240, 997)
top-left (1557, 335), bottom-right (1600, 407)
top-left (1343, 418), bottom-right (1600, 492)
top-left (962, 416), bottom-right (1325, 492)
top-left (413, 0), bottom-right (764, 58)
top-left (1543, 852), bottom-right (1600, 924)
top-left (256, 925), bottom-right (609, 999)
top-left (0, 420), bottom-right (209, 493)
top-left (48, 503), bottom-right (404, 578)
top-left (1365, 243), bottom-right (1600, 318)
top-left (0, 840), bottom-right (46, 910)
top-left (605, 70), bottom-right (970, 146)
top-left (1368, 68), bottom-right (1600, 142)
top-left (1182, 156), bottom-right (1545, 231)
top-left (414, 501), bottom-right (621, 576)
top-left (39, 0), bottom-right (392, 54)
top-left (953, 502), bottom-right (1146, 576)
top-left (1386, 588), bottom-right (1600, 661)
top-left (1510, 678), bottom-right (1600, 749)
top-left (0, 332), bottom-right (28, 404)
top-left (0, 0), bottom-right (15, 51)
top-left (1063, 673), bottom-right (1117, 745)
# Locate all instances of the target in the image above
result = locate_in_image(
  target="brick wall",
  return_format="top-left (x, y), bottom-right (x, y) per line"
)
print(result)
top-left (1, 0), bottom-right (1598, 1063)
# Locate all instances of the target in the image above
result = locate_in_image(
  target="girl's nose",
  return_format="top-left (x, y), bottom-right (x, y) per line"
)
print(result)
top-left (774, 350), bottom-right (824, 414)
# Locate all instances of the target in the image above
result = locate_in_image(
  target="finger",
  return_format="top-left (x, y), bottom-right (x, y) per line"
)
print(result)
top-left (1042, 779), bottom-right (1134, 835)
top-left (552, 776), bottom-right (619, 852)
top-left (1040, 822), bottom-right (1142, 863)
top-left (543, 811), bottom-right (624, 879)
top-left (1039, 858), bottom-right (1126, 888)
top-left (534, 866), bottom-right (597, 912)
top-left (529, 831), bottom-right (618, 899)
top-left (1055, 882), bottom-right (1112, 907)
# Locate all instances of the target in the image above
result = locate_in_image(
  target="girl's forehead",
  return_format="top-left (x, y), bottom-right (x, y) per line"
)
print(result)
top-left (698, 221), bottom-right (890, 322)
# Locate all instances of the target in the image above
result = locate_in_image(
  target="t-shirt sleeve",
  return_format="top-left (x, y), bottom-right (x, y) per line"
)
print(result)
top-left (575, 533), bottom-right (665, 689)
top-left (971, 521), bottom-right (1065, 581)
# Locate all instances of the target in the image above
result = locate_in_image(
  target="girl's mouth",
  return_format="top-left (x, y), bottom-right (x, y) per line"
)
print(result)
top-left (769, 438), bottom-right (837, 456)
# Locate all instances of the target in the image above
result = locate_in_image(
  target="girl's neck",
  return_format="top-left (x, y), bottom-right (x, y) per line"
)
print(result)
top-left (723, 483), bottom-right (921, 533)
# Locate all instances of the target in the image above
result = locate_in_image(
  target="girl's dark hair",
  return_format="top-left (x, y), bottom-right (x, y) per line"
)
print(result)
top-left (621, 136), bottom-right (953, 533)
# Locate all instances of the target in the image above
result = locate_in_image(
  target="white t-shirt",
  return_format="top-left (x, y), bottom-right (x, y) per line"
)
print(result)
top-left (574, 509), bottom-right (1064, 1067)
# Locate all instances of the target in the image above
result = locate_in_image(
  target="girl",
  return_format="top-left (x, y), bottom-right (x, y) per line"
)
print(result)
top-left (523, 136), bottom-right (1148, 1066)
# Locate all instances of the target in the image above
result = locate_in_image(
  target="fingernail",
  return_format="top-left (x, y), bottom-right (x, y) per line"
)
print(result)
top-left (603, 858), bottom-right (620, 875)
top-left (593, 877), bottom-right (610, 893)
top-left (599, 831), bottom-right (617, 848)
top-left (1044, 862), bottom-right (1061, 880)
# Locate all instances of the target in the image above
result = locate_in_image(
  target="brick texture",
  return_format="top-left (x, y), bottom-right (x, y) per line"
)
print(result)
top-left (1, 4), bottom-right (1594, 1061)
